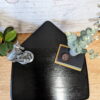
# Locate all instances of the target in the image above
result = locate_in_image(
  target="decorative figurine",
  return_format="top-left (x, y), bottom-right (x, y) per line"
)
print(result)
top-left (0, 27), bottom-right (34, 64)
top-left (7, 41), bottom-right (34, 64)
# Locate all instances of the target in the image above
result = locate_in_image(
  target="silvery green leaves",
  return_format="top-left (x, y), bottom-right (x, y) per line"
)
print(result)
top-left (88, 49), bottom-right (99, 59)
top-left (0, 27), bottom-right (17, 56)
top-left (94, 21), bottom-right (100, 31)
top-left (80, 28), bottom-right (96, 44)
top-left (67, 33), bottom-right (77, 48)
top-left (66, 27), bottom-right (97, 57)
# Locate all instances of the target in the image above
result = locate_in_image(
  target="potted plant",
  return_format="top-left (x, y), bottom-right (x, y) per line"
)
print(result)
top-left (0, 27), bottom-right (34, 64)
top-left (66, 4), bottom-right (100, 59)
top-left (0, 27), bottom-right (17, 56)
top-left (66, 27), bottom-right (99, 59)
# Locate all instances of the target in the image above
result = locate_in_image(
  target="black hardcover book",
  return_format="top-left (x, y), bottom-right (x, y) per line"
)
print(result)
top-left (11, 21), bottom-right (89, 100)
top-left (55, 44), bottom-right (84, 71)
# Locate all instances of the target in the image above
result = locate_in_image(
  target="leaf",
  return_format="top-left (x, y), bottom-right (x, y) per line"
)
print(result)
top-left (86, 27), bottom-right (92, 31)
top-left (80, 30), bottom-right (86, 36)
top-left (91, 29), bottom-right (96, 35)
top-left (6, 42), bottom-right (13, 51)
top-left (88, 49), bottom-right (94, 54)
top-left (5, 30), bottom-right (17, 42)
top-left (86, 28), bottom-right (96, 35)
top-left (82, 49), bottom-right (87, 53)
top-left (0, 43), bottom-right (8, 56)
top-left (0, 32), bottom-right (3, 43)
top-left (4, 27), bottom-right (14, 36)
top-left (0, 42), bottom-right (14, 56)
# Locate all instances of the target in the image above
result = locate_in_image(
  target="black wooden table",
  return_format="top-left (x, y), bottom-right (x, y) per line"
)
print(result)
top-left (11, 21), bottom-right (89, 100)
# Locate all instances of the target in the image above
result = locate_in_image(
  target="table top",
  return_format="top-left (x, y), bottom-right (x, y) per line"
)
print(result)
top-left (0, 33), bottom-right (100, 100)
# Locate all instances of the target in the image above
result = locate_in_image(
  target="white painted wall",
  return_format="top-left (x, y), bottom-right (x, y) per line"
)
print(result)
top-left (0, 0), bottom-right (100, 33)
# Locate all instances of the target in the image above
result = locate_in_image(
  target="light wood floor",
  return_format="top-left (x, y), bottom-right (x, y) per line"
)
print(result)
top-left (0, 33), bottom-right (100, 100)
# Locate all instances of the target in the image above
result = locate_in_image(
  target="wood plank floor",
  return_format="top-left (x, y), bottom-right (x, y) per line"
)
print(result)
top-left (0, 33), bottom-right (100, 100)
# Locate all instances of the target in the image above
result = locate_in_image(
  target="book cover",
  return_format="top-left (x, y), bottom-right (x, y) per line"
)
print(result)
top-left (55, 44), bottom-right (85, 71)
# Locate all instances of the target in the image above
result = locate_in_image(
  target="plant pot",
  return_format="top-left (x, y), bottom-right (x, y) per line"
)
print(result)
top-left (69, 49), bottom-right (80, 56)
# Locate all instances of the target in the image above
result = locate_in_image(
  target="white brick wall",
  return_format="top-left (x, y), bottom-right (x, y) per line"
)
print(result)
top-left (0, 0), bottom-right (100, 33)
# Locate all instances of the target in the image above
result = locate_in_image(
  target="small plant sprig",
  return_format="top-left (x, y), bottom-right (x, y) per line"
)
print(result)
top-left (65, 3), bottom-right (100, 59)
top-left (0, 27), bottom-right (17, 56)
top-left (66, 28), bottom-right (97, 58)
top-left (66, 27), bottom-right (100, 59)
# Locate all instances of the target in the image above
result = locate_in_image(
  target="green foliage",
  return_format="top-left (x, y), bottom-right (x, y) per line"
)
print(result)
top-left (7, 42), bottom-right (13, 51)
top-left (0, 43), bottom-right (8, 56)
top-left (80, 30), bottom-right (86, 36)
top-left (0, 27), bottom-right (17, 56)
top-left (0, 32), bottom-right (3, 43)
top-left (4, 27), bottom-right (14, 36)
top-left (0, 42), bottom-right (13, 56)
top-left (87, 49), bottom-right (99, 59)
top-left (5, 30), bottom-right (17, 42)
top-left (66, 27), bottom-right (98, 58)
